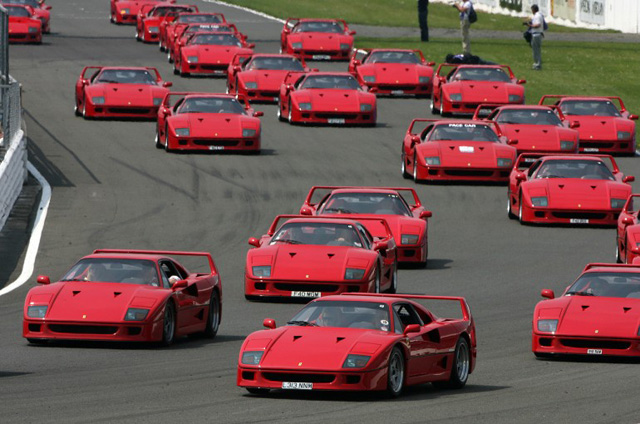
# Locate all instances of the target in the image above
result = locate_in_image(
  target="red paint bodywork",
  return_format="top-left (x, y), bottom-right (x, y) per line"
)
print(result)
top-left (167, 22), bottom-right (242, 64)
top-left (2, 0), bottom-right (51, 33)
top-left (431, 64), bottom-right (526, 117)
top-left (136, 3), bottom-right (198, 43)
top-left (280, 18), bottom-right (355, 61)
top-left (23, 250), bottom-right (222, 344)
top-left (173, 31), bottom-right (254, 77)
top-left (158, 12), bottom-right (226, 51)
top-left (245, 216), bottom-right (397, 300)
top-left (238, 294), bottom-right (476, 393)
top-left (349, 48), bottom-right (435, 97)
top-left (5, 4), bottom-right (42, 44)
top-left (110, 0), bottom-right (172, 25)
top-left (617, 194), bottom-right (640, 264)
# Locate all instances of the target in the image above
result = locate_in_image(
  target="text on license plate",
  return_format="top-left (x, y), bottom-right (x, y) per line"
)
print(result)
top-left (282, 382), bottom-right (313, 390)
top-left (213, 70), bottom-right (225, 74)
top-left (312, 55), bottom-right (331, 60)
top-left (291, 291), bottom-right (321, 298)
top-left (209, 146), bottom-right (224, 150)
top-left (587, 349), bottom-right (602, 355)
top-left (583, 148), bottom-right (599, 152)
top-left (459, 146), bottom-right (474, 153)
top-left (570, 218), bottom-right (589, 224)
top-left (328, 118), bottom-right (345, 124)
top-left (391, 90), bottom-right (404, 95)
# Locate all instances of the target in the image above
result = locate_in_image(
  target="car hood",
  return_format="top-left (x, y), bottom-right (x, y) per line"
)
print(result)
top-left (524, 179), bottom-right (630, 209)
top-left (9, 18), bottom-right (40, 29)
top-left (500, 125), bottom-right (577, 150)
top-left (87, 84), bottom-right (167, 106)
top-left (182, 46), bottom-right (253, 64)
top-left (239, 70), bottom-right (293, 90)
top-left (170, 113), bottom-right (258, 137)
top-left (358, 63), bottom-right (428, 84)
top-left (295, 89), bottom-right (372, 112)
top-left (446, 81), bottom-right (521, 103)
top-left (320, 213), bottom-right (425, 244)
top-left (571, 116), bottom-right (635, 141)
top-left (288, 33), bottom-right (351, 49)
top-left (418, 140), bottom-right (515, 167)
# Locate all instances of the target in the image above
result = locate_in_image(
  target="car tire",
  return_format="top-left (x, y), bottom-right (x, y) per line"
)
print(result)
top-left (507, 195), bottom-right (517, 219)
top-left (159, 41), bottom-right (164, 52)
top-left (386, 347), bottom-right (405, 398)
top-left (518, 193), bottom-right (525, 224)
top-left (277, 101), bottom-right (286, 122)
top-left (287, 100), bottom-right (293, 124)
top-left (246, 388), bottom-right (270, 395)
top-left (430, 98), bottom-right (439, 115)
top-left (203, 290), bottom-right (221, 338)
top-left (82, 101), bottom-right (90, 120)
top-left (155, 130), bottom-right (162, 149)
top-left (440, 100), bottom-right (450, 117)
top-left (412, 153), bottom-right (421, 183)
top-left (434, 336), bottom-right (470, 389)
top-left (616, 238), bottom-right (624, 263)
top-left (135, 28), bottom-right (141, 41)
top-left (401, 152), bottom-right (410, 179)
top-left (167, 50), bottom-right (173, 63)
top-left (161, 301), bottom-right (176, 346)
top-left (387, 259), bottom-right (398, 293)
top-left (374, 267), bottom-right (381, 293)
top-left (164, 124), bottom-right (173, 153)
top-left (74, 101), bottom-right (82, 117)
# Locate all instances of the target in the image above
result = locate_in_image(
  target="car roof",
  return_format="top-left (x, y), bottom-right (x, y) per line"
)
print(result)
top-left (433, 119), bottom-right (491, 126)
top-left (298, 18), bottom-right (342, 23)
top-left (583, 265), bottom-right (640, 274)
top-left (329, 188), bottom-right (399, 195)
top-left (539, 155), bottom-right (605, 162)
top-left (303, 72), bottom-right (354, 77)
top-left (281, 217), bottom-right (364, 226)
top-left (82, 253), bottom-right (170, 262)
top-left (99, 67), bottom-right (155, 71)
top-left (495, 105), bottom-right (551, 111)
top-left (558, 96), bottom-right (613, 102)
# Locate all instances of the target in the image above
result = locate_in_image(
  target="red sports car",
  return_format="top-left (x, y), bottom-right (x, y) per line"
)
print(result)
top-left (431, 64), bottom-right (526, 117)
top-left (533, 263), bottom-right (640, 358)
top-left (173, 31), bottom-right (254, 77)
top-left (238, 293), bottom-right (476, 396)
top-left (616, 194), bottom-right (640, 264)
top-left (401, 119), bottom-right (516, 183)
top-left (508, 154), bottom-right (634, 225)
top-left (75, 66), bottom-right (172, 119)
top-left (159, 12), bottom-right (226, 52)
top-left (299, 186), bottom-right (432, 266)
top-left (245, 216), bottom-right (397, 300)
top-left (2, 0), bottom-right (51, 33)
top-left (167, 22), bottom-right (241, 63)
top-left (280, 18), bottom-right (355, 61)
top-left (473, 104), bottom-right (580, 154)
top-left (539, 95), bottom-right (638, 155)
top-left (5, 4), bottom-right (42, 44)
top-left (278, 72), bottom-right (377, 126)
top-left (227, 53), bottom-right (309, 103)
top-left (136, 3), bottom-right (198, 43)
top-left (23, 249), bottom-right (222, 346)
top-left (110, 0), bottom-right (172, 25)
top-left (156, 92), bottom-right (262, 153)
top-left (349, 49), bottom-right (435, 97)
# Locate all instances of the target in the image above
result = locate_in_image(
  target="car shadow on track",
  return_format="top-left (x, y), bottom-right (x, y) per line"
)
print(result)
top-left (25, 333), bottom-right (246, 350)
top-left (400, 258), bottom-right (453, 270)
top-left (164, 149), bottom-right (277, 156)
top-left (0, 371), bottom-right (32, 378)
top-left (535, 355), bottom-right (640, 364)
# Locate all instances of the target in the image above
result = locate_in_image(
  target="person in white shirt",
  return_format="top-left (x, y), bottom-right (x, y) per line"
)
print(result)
top-left (453, 0), bottom-right (472, 54)
top-left (525, 4), bottom-right (544, 70)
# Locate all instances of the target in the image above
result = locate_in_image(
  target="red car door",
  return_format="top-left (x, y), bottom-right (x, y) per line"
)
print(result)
top-left (393, 303), bottom-right (440, 377)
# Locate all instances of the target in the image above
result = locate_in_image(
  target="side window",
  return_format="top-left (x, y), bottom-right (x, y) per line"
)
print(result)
top-left (422, 124), bottom-right (434, 141)
top-left (294, 75), bottom-right (305, 89)
top-left (355, 224), bottom-right (372, 249)
top-left (528, 160), bottom-right (542, 177)
top-left (393, 303), bottom-right (424, 331)
top-left (159, 260), bottom-right (184, 284)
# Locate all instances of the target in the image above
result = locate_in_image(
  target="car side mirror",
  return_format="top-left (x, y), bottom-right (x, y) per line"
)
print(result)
top-left (517, 79), bottom-right (526, 84)
top-left (37, 275), bottom-right (51, 285)
top-left (569, 121), bottom-right (580, 128)
top-left (352, 59), bottom-right (361, 67)
top-left (623, 176), bottom-right (635, 183)
top-left (253, 111), bottom-right (264, 117)
top-left (374, 240), bottom-right (388, 251)
top-left (248, 237), bottom-right (261, 248)
top-left (81, 79), bottom-right (89, 86)
top-left (507, 139), bottom-right (518, 145)
top-left (419, 210), bottom-right (432, 219)
top-left (629, 114), bottom-right (639, 120)
top-left (410, 135), bottom-right (420, 146)
top-left (162, 81), bottom-right (172, 88)
top-left (349, 30), bottom-right (356, 36)
top-left (541, 289), bottom-right (555, 299)
top-left (247, 43), bottom-right (256, 48)
top-left (632, 246), bottom-right (640, 255)
top-left (160, 107), bottom-right (170, 116)
top-left (622, 216), bottom-right (634, 226)
top-left (263, 318), bottom-right (276, 329)
top-left (233, 65), bottom-right (241, 72)
top-left (300, 206), bottom-right (313, 216)
top-left (403, 324), bottom-right (420, 335)
top-left (310, 68), bottom-right (319, 72)
top-left (285, 84), bottom-right (294, 93)
top-left (44, 5), bottom-right (52, 10)
top-left (426, 61), bottom-right (436, 66)
top-left (171, 279), bottom-right (189, 291)
top-left (515, 172), bottom-right (527, 182)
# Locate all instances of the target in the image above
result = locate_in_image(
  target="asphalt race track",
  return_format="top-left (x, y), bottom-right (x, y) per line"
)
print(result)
top-left (1, 1), bottom-right (639, 422)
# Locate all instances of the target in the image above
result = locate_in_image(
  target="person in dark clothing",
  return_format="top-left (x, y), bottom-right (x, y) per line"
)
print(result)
top-left (418, 0), bottom-right (429, 42)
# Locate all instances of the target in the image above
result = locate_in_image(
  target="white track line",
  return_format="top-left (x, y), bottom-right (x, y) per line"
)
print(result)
top-left (0, 162), bottom-right (51, 297)
top-left (203, 0), bottom-right (285, 24)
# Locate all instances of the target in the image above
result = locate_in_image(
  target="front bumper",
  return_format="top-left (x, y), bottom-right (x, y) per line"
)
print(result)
top-left (23, 318), bottom-right (163, 342)
top-left (244, 277), bottom-right (370, 299)
top-left (83, 102), bottom-right (159, 119)
top-left (519, 203), bottom-right (619, 226)
top-left (167, 135), bottom-right (260, 152)
top-left (533, 333), bottom-right (640, 357)
top-left (289, 109), bottom-right (376, 126)
top-left (579, 138), bottom-right (636, 155)
top-left (237, 366), bottom-right (387, 391)
top-left (288, 48), bottom-right (350, 61)
top-left (368, 83), bottom-right (432, 97)
top-left (415, 163), bottom-right (510, 182)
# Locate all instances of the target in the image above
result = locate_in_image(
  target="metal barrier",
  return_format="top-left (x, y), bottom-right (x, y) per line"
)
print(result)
top-left (1, 77), bottom-right (22, 148)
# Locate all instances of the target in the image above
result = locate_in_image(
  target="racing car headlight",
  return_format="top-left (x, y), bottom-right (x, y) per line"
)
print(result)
top-left (560, 141), bottom-right (575, 151)
top-left (187, 56), bottom-right (198, 63)
top-left (344, 268), bottom-right (366, 280)
top-left (343, 354), bottom-right (371, 368)
top-left (175, 128), bottom-right (190, 136)
top-left (340, 43), bottom-right (350, 51)
top-left (362, 76), bottom-right (376, 83)
top-left (27, 305), bottom-right (48, 318)
top-left (618, 131), bottom-right (632, 140)
top-left (124, 308), bottom-right (149, 321)
top-left (291, 42), bottom-right (303, 50)
top-left (242, 129), bottom-right (257, 138)
top-left (449, 93), bottom-right (462, 102)
top-left (531, 197), bottom-right (548, 207)
top-left (537, 319), bottom-right (558, 333)
top-left (28, 27), bottom-right (38, 33)
top-left (244, 82), bottom-right (258, 89)
top-left (298, 102), bottom-right (312, 111)
top-left (360, 104), bottom-right (373, 112)
top-left (241, 351), bottom-right (264, 365)
top-left (153, 98), bottom-right (163, 106)
top-left (92, 97), bottom-right (105, 105)
top-left (148, 26), bottom-right (159, 33)
top-left (611, 198), bottom-right (627, 209)
top-left (497, 158), bottom-right (513, 168)
top-left (418, 76), bottom-right (430, 84)
top-left (401, 234), bottom-right (419, 245)
top-left (120, 9), bottom-right (130, 15)
top-left (425, 157), bottom-right (440, 165)
top-left (252, 266), bottom-right (271, 278)
top-left (509, 94), bottom-right (522, 103)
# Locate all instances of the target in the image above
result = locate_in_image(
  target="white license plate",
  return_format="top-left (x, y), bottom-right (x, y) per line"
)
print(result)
top-left (213, 70), bottom-right (225, 74)
top-left (583, 147), bottom-right (599, 152)
top-left (312, 55), bottom-right (331, 60)
top-left (459, 146), bottom-right (474, 153)
top-left (587, 349), bottom-right (602, 355)
top-left (291, 291), bottom-right (321, 298)
top-left (570, 218), bottom-right (589, 224)
top-left (272, 97), bottom-right (279, 102)
top-left (328, 118), bottom-right (345, 124)
top-left (209, 146), bottom-right (224, 150)
top-left (391, 90), bottom-right (404, 95)
top-left (282, 382), bottom-right (313, 390)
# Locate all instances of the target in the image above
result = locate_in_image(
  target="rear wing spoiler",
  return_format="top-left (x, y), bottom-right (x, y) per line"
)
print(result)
top-left (160, 91), bottom-right (250, 108)
top-left (539, 95), bottom-right (627, 112)
top-left (341, 293), bottom-right (472, 321)
top-left (513, 153), bottom-right (618, 172)
top-left (583, 262), bottom-right (640, 272)
top-left (283, 17), bottom-right (349, 32)
top-left (304, 186), bottom-right (422, 209)
top-left (93, 249), bottom-right (218, 275)
top-left (80, 66), bottom-right (162, 82)
top-left (266, 214), bottom-right (393, 240)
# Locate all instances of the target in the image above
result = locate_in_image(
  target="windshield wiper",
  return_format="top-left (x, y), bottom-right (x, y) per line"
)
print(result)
top-left (287, 320), bottom-right (318, 327)
top-left (323, 208), bottom-right (353, 214)
top-left (567, 291), bottom-right (595, 296)
top-left (273, 239), bottom-right (304, 245)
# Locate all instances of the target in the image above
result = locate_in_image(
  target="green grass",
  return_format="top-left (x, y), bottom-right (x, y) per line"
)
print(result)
top-left (223, 0), bottom-right (617, 33)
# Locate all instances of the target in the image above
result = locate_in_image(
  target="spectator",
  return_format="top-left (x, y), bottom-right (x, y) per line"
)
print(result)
top-left (453, 1), bottom-right (472, 54)
top-left (418, 0), bottom-right (429, 42)
top-left (524, 5), bottom-right (544, 70)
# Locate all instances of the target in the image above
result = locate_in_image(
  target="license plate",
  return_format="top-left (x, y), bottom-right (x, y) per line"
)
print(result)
top-left (213, 70), bottom-right (225, 75)
top-left (391, 90), bottom-right (404, 95)
top-left (583, 147), bottom-right (599, 152)
top-left (570, 218), bottom-right (589, 224)
top-left (272, 97), bottom-right (279, 102)
top-left (282, 382), bottom-right (313, 390)
top-left (587, 349), bottom-right (602, 355)
top-left (209, 146), bottom-right (224, 150)
top-left (291, 291), bottom-right (321, 298)
top-left (312, 55), bottom-right (331, 60)
top-left (328, 118), bottom-right (345, 124)
top-left (459, 146), bottom-right (474, 153)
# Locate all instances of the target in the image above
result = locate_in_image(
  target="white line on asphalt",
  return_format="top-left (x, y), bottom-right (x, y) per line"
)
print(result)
top-left (0, 162), bottom-right (51, 297)
top-left (203, 0), bottom-right (285, 24)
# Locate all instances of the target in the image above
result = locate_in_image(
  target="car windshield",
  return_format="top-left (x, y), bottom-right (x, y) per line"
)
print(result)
top-left (177, 97), bottom-right (245, 114)
top-left (320, 192), bottom-right (411, 216)
top-left (428, 123), bottom-right (500, 142)
top-left (4, 0), bottom-right (39, 7)
top-left (187, 24), bottom-right (232, 34)
top-left (559, 100), bottom-right (621, 117)
top-left (61, 258), bottom-right (161, 286)
top-left (495, 109), bottom-right (562, 126)
top-left (451, 67), bottom-right (511, 82)
top-left (566, 272), bottom-right (640, 298)
top-left (190, 33), bottom-right (241, 46)
top-left (247, 57), bottom-right (304, 71)
top-left (367, 51), bottom-right (419, 64)
top-left (271, 222), bottom-right (363, 247)
top-left (534, 159), bottom-right (615, 180)
top-left (152, 7), bottom-right (192, 17)
top-left (6, 6), bottom-right (31, 17)
top-left (177, 14), bottom-right (222, 24)
top-left (95, 69), bottom-right (157, 85)
top-left (301, 75), bottom-right (361, 90)
top-left (294, 21), bottom-right (343, 33)
top-left (288, 300), bottom-right (391, 330)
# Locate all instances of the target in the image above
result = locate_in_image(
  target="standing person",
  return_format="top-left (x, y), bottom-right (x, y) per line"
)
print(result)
top-left (418, 0), bottom-right (429, 42)
top-left (453, 0), bottom-right (472, 55)
top-left (525, 4), bottom-right (544, 70)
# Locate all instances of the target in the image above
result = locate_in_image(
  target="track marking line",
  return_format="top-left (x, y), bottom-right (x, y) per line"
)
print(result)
top-left (203, 0), bottom-right (285, 24)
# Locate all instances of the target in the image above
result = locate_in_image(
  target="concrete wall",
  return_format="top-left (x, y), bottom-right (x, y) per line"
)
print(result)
top-left (0, 130), bottom-right (27, 230)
